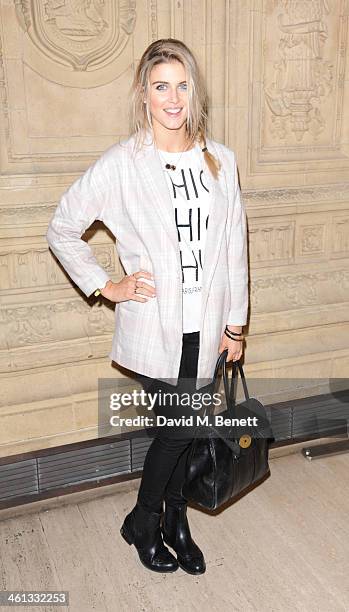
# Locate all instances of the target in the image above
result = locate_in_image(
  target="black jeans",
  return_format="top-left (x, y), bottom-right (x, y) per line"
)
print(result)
top-left (135, 331), bottom-right (203, 513)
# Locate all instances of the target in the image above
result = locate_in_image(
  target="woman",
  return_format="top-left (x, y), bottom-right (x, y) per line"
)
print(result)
top-left (46, 38), bottom-right (248, 575)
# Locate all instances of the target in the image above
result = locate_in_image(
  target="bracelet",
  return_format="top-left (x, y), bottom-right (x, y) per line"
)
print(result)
top-left (225, 327), bottom-right (243, 337)
top-left (224, 329), bottom-right (244, 341)
top-left (225, 326), bottom-right (243, 336)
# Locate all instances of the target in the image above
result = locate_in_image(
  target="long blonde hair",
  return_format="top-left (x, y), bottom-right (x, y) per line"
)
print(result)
top-left (129, 38), bottom-right (221, 180)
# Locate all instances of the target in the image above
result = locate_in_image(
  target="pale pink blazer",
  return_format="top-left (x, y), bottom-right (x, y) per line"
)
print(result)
top-left (46, 129), bottom-right (248, 389)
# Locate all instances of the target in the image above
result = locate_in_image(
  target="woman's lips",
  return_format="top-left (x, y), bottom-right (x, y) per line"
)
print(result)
top-left (164, 108), bottom-right (183, 116)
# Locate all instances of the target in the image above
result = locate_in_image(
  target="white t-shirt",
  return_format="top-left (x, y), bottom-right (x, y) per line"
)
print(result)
top-left (158, 143), bottom-right (211, 333)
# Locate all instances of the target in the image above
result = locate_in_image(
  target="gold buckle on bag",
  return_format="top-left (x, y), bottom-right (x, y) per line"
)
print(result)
top-left (239, 435), bottom-right (252, 448)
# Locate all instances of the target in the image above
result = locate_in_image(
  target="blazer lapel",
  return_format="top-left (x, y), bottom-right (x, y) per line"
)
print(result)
top-left (135, 135), bottom-right (180, 252)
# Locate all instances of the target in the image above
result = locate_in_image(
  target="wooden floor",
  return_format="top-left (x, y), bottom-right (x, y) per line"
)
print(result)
top-left (0, 450), bottom-right (348, 612)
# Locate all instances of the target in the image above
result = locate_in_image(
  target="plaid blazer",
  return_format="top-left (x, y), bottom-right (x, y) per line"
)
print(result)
top-left (46, 130), bottom-right (248, 389)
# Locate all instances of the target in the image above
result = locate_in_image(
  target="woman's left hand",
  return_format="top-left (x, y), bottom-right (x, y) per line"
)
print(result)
top-left (218, 325), bottom-right (244, 362)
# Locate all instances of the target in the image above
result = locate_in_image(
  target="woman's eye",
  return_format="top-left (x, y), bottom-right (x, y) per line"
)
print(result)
top-left (155, 83), bottom-right (187, 91)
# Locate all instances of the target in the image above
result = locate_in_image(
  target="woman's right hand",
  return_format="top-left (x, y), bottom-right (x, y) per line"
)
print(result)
top-left (101, 270), bottom-right (156, 304)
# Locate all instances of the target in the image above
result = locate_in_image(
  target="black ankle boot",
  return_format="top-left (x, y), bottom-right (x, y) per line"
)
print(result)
top-left (120, 502), bottom-right (179, 573)
top-left (161, 502), bottom-right (206, 575)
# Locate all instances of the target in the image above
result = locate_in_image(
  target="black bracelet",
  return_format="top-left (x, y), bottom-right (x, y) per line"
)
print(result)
top-left (225, 326), bottom-right (242, 336)
top-left (224, 329), bottom-right (243, 341)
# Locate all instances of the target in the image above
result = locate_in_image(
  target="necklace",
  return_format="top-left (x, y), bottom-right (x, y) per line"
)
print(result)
top-left (156, 141), bottom-right (193, 171)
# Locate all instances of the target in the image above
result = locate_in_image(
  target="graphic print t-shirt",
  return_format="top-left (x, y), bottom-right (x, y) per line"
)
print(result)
top-left (159, 143), bottom-right (211, 333)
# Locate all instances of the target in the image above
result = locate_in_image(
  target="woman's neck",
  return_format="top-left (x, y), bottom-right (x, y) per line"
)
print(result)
top-left (152, 128), bottom-right (193, 153)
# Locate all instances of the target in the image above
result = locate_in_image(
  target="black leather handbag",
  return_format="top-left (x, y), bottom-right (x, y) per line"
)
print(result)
top-left (182, 349), bottom-right (274, 511)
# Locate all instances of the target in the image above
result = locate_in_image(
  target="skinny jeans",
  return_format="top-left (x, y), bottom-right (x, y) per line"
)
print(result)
top-left (135, 331), bottom-right (211, 513)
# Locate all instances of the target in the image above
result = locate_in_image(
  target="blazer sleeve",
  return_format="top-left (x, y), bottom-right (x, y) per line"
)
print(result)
top-left (226, 152), bottom-right (249, 326)
top-left (46, 153), bottom-right (113, 298)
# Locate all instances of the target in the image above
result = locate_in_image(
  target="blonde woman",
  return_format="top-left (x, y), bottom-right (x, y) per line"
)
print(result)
top-left (46, 38), bottom-right (248, 575)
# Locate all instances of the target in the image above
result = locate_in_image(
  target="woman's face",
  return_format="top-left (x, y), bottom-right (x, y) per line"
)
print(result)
top-left (147, 60), bottom-right (188, 134)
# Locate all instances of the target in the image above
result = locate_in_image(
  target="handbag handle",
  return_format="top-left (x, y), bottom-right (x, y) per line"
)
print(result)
top-left (208, 349), bottom-right (250, 446)
top-left (228, 359), bottom-right (250, 407)
top-left (213, 349), bottom-right (250, 408)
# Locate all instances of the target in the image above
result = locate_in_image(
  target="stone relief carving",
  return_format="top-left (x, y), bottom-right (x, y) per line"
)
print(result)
top-left (300, 225), bottom-right (325, 254)
top-left (0, 28), bottom-right (10, 156)
top-left (248, 217), bottom-right (348, 263)
top-left (244, 183), bottom-right (349, 203)
top-left (248, 216), bottom-right (348, 262)
top-left (0, 245), bottom-right (115, 290)
top-left (45, 0), bottom-right (108, 37)
top-left (250, 269), bottom-right (349, 309)
top-left (249, 222), bottom-right (294, 264)
top-left (150, 0), bottom-right (158, 41)
top-left (0, 204), bottom-right (58, 225)
top-left (15, 0), bottom-right (136, 77)
top-left (1, 300), bottom-right (114, 347)
top-left (333, 217), bottom-right (349, 255)
top-left (264, 0), bottom-right (333, 142)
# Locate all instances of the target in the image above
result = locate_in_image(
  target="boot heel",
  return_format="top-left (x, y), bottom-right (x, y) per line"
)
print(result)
top-left (120, 524), bottom-right (133, 545)
top-left (121, 503), bottom-right (179, 572)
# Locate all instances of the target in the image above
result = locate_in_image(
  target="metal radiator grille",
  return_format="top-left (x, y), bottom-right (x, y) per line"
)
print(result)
top-left (38, 439), bottom-right (131, 491)
top-left (0, 390), bottom-right (347, 506)
top-left (0, 459), bottom-right (38, 501)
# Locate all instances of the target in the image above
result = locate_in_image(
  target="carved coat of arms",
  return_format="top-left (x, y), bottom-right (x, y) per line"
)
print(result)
top-left (15, 0), bottom-right (136, 72)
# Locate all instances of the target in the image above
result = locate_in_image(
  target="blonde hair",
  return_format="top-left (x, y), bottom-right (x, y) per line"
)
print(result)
top-left (129, 38), bottom-right (221, 180)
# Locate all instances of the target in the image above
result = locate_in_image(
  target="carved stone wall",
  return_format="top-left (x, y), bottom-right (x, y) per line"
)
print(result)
top-left (0, 0), bottom-right (348, 457)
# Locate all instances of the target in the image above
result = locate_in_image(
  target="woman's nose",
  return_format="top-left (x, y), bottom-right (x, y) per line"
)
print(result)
top-left (168, 88), bottom-right (180, 103)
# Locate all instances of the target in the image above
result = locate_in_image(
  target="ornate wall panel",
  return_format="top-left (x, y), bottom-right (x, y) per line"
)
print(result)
top-left (0, 0), bottom-right (348, 457)
top-left (0, 0), bottom-right (136, 174)
top-left (249, 0), bottom-right (349, 182)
